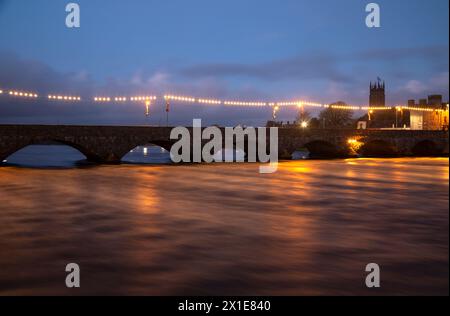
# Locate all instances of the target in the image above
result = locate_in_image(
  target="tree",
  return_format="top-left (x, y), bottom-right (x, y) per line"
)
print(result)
top-left (296, 108), bottom-right (312, 124)
top-left (319, 102), bottom-right (354, 128)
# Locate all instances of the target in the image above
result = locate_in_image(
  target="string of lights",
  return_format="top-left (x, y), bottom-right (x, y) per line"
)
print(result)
top-left (8, 90), bottom-right (39, 98)
top-left (223, 101), bottom-right (266, 107)
top-left (48, 95), bottom-right (81, 101)
top-left (198, 98), bottom-right (222, 105)
top-left (94, 97), bottom-right (111, 102)
top-left (0, 87), bottom-right (448, 112)
top-left (130, 96), bottom-right (157, 102)
top-left (164, 95), bottom-right (196, 103)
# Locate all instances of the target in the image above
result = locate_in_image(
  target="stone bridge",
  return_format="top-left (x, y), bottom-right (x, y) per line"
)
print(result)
top-left (0, 125), bottom-right (448, 163)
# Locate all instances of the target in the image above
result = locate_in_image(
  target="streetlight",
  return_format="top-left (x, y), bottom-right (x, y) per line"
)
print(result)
top-left (368, 110), bottom-right (374, 128)
top-left (395, 107), bottom-right (402, 128)
top-left (272, 105), bottom-right (280, 120)
top-left (145, 100), bottom-right (151, 116)
top-left (165, 99), bottom-right (170, 127)
top-left (144, 100), bottom-right (151, 126)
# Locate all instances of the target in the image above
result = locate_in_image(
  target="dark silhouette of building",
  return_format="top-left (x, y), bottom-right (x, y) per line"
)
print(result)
top-left (358, 79), bottom-right (410, 129)
top-left (367, 79), bottom-right (397, 128)
top-left (369, 80), bottom-right (385, 107)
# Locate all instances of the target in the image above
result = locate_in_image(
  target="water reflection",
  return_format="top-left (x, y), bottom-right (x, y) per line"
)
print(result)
top-left (0, 157), bottom-right (448, 295)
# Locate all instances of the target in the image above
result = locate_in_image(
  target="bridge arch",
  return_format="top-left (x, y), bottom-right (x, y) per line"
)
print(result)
top-left (1, 139), bottom-right (96, 165)
top-left (121, 141), bottom-right (172, 163)
top-left (296, 140), bottom-right (340, 158)
top-left (411, 140), bottom-right (442, 157)
top-left (359, 139), bottom-right (397, 157)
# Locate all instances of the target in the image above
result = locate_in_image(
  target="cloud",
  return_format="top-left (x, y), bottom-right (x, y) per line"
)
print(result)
top-left (0, 51), bottom-right (96, 95)
top-left (389, 71), bottom-right (449, 102)
top-left (179, 46), bottom-right (449, 83)
top-left (403, 80), bottom-right (428, 94)
top-left (354, 46), bottom-right (449, 63)
top-left (180, 53), bottom-right (352, 82)
top-left (0, 46), bottom-right (448, 126)
top-left (430, 71), bottom-right (450, 87)
top-left (0, 52), bottom-right (279, 126)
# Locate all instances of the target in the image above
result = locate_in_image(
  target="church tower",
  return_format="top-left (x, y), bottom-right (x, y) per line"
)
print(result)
top-left (369, 80), bottom-right (386, 107)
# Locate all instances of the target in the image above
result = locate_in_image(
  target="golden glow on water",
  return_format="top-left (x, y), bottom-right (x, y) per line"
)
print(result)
top-left (0, 158), bottom-right (448, 295)
top-left (290, 166), bottom-right (311, 173)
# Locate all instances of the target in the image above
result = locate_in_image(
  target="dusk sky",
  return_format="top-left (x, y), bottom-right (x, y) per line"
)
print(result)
top-left (0, 0), bottom-right (448, 125)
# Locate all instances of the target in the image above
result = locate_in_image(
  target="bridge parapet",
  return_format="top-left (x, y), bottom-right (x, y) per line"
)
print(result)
top-left (0, 125), bottom-right (448, 163)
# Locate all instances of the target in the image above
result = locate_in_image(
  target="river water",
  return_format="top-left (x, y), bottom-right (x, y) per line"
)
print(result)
top-left (0, 146), bottom-right (448, 295)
